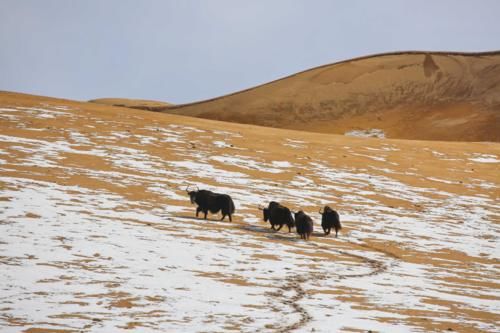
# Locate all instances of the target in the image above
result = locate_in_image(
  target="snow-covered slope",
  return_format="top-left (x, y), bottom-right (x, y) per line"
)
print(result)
top-left (0, 93), bottom-right (499, 332)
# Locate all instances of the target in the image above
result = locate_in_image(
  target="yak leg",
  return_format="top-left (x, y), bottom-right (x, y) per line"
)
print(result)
top-left (220, 212), bottom-right (232, 222)
top-left (325, 228), bottom-right (331, 236)
top-left (335, 229), bottom-right (339, 238)
top-left (196, 207), bottom-right (202, 217)
top-left (203, 210), bottom-right (208, 219)
top-left (276, 224), bottom-right (283, 231)
top-left (288, 225), bottom-right (292, 232)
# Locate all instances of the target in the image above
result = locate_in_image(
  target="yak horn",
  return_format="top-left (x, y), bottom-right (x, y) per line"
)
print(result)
top-left (257, 204), bottom-right (264, 211)
top-left (318, 208), bottom-right (323, 214)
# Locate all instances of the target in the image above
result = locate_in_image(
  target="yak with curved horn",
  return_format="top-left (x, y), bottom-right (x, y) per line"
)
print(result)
top-left (319, 206), bottom-right (341, 237)
top-left (258, 201), bottom-right (295, 232)
top-left (185, 184), bottom-right (235, 222)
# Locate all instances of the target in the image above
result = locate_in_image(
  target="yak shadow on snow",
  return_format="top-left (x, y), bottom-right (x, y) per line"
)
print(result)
top-left (172, 214), bottom-right (303, 243)
top-left (238, 224), bottom-right (302, 243)
top-left (172, 214), bottom-right (233, 223)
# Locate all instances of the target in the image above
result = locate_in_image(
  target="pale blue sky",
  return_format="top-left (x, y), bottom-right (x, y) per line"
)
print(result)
top-left (1, 0), bottom-right (499, 103)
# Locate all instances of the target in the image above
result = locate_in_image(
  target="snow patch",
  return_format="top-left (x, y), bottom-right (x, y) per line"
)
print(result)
top-left (345, 129), bottom-right (386, 138)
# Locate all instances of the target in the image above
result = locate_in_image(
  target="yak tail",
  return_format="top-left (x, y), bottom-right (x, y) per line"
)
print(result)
top-left (335, 211), bottom-right (342, 229)
top-left (287, 213), bottom-right (295, 227)
top-left (229, 197), bottom-right (235, 214)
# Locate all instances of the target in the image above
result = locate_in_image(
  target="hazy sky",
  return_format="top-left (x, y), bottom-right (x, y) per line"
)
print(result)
top-left (1, 1), bottom-right (499, 104)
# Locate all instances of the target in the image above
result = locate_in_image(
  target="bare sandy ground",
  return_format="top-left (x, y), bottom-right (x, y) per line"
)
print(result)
top-left (0, 91), bottom-right (499, 332)
top-left (156, 51), bottom-right (500, 142)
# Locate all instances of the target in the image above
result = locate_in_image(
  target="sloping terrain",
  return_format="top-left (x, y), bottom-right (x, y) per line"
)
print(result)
top-left (0, 91), bottom-right (499, 332)
top-left (159, 51), bottom-right (500, 142)
top-left (89, 98), bottom-right (173, 112)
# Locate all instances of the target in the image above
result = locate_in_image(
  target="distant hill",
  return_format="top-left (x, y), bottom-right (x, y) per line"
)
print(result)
top-left (160, 51), bottom-right (500, 142)
top-left (89, 98), bottom-right (174, 111)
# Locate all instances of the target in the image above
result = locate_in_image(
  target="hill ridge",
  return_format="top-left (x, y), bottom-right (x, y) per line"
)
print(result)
top-left (159, 50), bottom-right (500, 142)
top-left (162, 50), bottom-right (500, 110)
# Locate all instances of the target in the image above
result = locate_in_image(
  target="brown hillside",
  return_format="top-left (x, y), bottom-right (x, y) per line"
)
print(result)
top-left (0, 91), bottom-right (499, 332)
top-left (90, 97), bottom-right (174, 111)
top-left (161, 51), bottom-right (500, 142)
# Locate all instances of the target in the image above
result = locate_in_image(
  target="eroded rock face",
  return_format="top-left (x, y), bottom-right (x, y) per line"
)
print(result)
top-left (423, 53), bottom-right (440, 77)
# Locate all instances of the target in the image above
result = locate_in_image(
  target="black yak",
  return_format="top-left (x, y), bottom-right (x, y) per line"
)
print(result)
top-left (186, 186), bottom-right (235, 222)
top-left (294, 210), bottom-right (313, 240)
top-left (319, 206), bottom-right (341, 237)
top-left (259, 201), bottom-right (295, 232)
